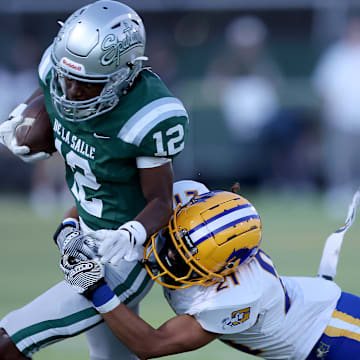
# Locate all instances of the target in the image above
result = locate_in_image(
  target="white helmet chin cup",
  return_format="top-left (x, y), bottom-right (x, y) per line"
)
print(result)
top-left (50, 0), bottom-right (147, 121)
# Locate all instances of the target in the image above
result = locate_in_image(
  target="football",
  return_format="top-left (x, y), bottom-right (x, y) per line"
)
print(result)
top-left (15, 95), bottom-right (56, 155)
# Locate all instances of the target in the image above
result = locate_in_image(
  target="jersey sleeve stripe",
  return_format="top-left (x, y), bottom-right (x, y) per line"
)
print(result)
top-left (38, 46), bottom-right (53, 85)
top-left (131, 108), bottom-right (186, 146)
top-left (117, 97), bottom-right (188, 146)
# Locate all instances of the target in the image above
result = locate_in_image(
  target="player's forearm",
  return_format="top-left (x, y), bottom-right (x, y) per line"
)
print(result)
top-left (102, 304), bottom-right (163, 359)
top-left (136, 162), bottom-right (174, 237)
top-left (62, 206), bottom-right (79, 221)
top-left (134, 196), bottom-right (172, 237)
top-left (102, 305), bottom-right (197, 359)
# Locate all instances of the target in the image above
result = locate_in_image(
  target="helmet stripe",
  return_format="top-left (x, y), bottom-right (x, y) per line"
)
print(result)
top-left (188, 203), bottom-right (252, 236)
top-left (189, 204), bottom-right (260, 246)
top-left (192, 214), bottom-right (260, 246)
top-left (38, 46), bottom-right (52, 84)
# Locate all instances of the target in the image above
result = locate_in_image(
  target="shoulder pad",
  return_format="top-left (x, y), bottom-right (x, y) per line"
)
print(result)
top-left (195, 299), bottom-right (260, 334)
top-left (117, 97), bottom-right (188, 146)
top-left (38, 45), bottom-right (53, 85)
top-left (172, 180), bottom-right (210, 208)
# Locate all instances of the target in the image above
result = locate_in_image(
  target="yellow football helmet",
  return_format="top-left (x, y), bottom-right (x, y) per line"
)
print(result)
top-left (143, 190), bottom-right (262, 289)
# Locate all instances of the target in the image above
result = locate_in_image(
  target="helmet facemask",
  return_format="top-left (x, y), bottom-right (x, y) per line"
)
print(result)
top-left (143, 218), bottom-right (213, 290)
top-left (50, 70), bottom-right (113, 122)
top-left (156, 229), bottom-right (197, 287)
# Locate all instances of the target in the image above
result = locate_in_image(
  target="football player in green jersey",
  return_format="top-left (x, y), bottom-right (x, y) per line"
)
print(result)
top-left (0, 1), bottom-right (188, 359)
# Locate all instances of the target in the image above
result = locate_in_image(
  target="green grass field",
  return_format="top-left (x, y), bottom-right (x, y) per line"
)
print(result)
top-left (0, 191), bottom-right (359, 359)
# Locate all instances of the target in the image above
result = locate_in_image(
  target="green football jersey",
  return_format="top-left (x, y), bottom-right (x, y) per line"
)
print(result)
top-left (38, 50), bottom-right (188, 230)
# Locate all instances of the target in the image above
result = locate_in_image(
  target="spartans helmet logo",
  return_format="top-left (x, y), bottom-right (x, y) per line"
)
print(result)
top-left (100, 21), bottom-right (143, 66)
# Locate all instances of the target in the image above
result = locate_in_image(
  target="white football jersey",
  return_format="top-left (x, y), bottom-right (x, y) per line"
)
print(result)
top-left (164, 251), bottom-right (341, 360)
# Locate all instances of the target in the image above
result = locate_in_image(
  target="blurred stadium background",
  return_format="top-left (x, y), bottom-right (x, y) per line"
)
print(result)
top-left (1, 0), bottom-right (360, 359)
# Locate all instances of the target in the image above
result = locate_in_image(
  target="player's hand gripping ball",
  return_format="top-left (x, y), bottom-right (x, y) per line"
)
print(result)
top-left (0, 95), bottom-right (56, 162)
top-left (15, 95), bottom-right (56, 156)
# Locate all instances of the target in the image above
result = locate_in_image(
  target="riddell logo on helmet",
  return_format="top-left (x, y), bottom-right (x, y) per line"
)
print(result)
top-left (61, 57), bottom-right (85, 73)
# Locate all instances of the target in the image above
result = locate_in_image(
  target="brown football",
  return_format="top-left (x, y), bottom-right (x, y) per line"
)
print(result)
top-left (15, 95), bottom-right (56, 155)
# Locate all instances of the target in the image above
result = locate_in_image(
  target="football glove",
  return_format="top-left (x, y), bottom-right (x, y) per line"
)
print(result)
top-left (60, 255), bottom-right (105, 296)
top-left (60, 255), bottom-right (120, 313)
top-left (91, 221), bottom-right (147, 265)
top-left (0, 103), bottom-right (51, 163)
top-left (54, 218), bottom-right (97, 261)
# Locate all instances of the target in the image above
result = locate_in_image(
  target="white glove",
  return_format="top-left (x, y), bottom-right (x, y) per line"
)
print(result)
top-left (91, 221), bottom-right (147, 265)
top-left (0, 103), bottom-right (51, 163)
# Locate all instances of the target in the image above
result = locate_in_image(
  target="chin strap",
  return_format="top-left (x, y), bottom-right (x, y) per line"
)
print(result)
top-left (120, 57), bottom-right (150, 95)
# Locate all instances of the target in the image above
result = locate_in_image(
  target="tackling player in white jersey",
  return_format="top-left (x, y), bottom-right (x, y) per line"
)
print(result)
top-left (57, 179), bottom-right (360, 360)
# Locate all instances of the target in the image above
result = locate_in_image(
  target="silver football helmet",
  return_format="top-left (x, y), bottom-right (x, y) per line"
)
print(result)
top-left (50, 0), bottom-right (147, 121)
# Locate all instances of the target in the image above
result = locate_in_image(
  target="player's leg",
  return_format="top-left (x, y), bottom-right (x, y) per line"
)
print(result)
top-left (0, 261), bottom-right (152, 359)
top-left (306, 292), bottom-right (360, 359)
top-left (0, 329), bottom-right (31, 360)
top-left (0, 281), bottom-right (102, 358)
